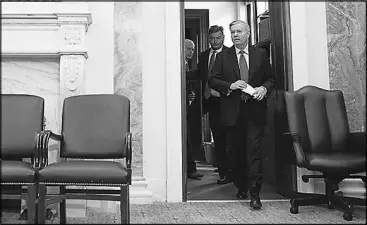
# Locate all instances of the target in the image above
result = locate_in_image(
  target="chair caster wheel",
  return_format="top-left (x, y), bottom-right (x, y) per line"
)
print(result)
top-left (290, 206), bottom-right (299, 214)
top-left (343, 213), bottom-right (352, 221)
top-left (327, 204), bottom-right (334, 209)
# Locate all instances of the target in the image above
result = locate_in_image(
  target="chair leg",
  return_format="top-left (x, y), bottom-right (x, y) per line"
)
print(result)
top-left (120, 186), bottom-right (130, 224)
top-left (330, 195), bottom-right (354, 221)
top-left (59, 186), bottom-right (66, 224)
top-left (26, 184), bottom-right (37, 224)
top-left (291, 194), bottom-right (328, 207)
top-left (37, 184), bottom-right (47, 224)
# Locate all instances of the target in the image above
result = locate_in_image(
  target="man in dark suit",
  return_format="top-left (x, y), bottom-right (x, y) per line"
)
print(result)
top-left (190, 25), bottom-right (231, 185)
top-left (208, 20), bottom-right (275, 209)
top-left (184, 39), bottom-right (204, 180)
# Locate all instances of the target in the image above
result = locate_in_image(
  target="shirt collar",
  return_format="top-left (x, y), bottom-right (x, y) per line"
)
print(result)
top-left (211, 46), bottom-right (223, 54)
top-left (235, 44), bottom-right (248, 55)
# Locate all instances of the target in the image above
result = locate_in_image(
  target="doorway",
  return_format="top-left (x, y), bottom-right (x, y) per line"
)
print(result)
top-left (183, 2), bottom-right (295, 201)
top-left (185, 9), bottom-right (209, 163)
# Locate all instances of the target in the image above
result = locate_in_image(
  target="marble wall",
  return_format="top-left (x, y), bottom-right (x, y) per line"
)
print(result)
top-left (326, 1), bottom-right (366, 132)
top-left (1, 57), bottom-right (62, 212)
top-left (1, 57), bottom-right (61, 137)
top-left (114, 2), bottom-right (143, 178)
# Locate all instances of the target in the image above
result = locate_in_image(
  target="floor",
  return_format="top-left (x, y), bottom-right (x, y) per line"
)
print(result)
top-left (2, 162), bottom-right (365, 224)
top-left (2, 201), bottom-right (366, 224)
top-left (187, 162), bottom-right (285, 201)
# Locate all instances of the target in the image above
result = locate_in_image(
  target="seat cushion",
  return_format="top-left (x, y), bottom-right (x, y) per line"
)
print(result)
top-left (306, 152), bottom-right (365, 175)
top-left (1, 160), bottom-right (37, 183)
top-left (38, 160), bottom-right (129, 184)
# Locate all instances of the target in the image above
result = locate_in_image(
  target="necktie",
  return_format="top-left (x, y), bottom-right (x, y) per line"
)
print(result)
top-left (205, 50), bottom-right (217, 99)
top-left (239, 50), bottom-right (248, 82)
top-left (185, 60), bottom-right (190, 72)
top-left (239, 50), bottom-right (250, 101)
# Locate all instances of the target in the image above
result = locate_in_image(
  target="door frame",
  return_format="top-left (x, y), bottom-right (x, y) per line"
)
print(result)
top-left (268, 1), bottom-right (297, 197)
top-left (182, 8), bottom-right (209, 202)
top-left (179, 2), bottom-right (295, 201)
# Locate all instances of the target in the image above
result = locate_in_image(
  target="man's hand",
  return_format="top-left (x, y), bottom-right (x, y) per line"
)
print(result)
top-left (210, 89), bottom-right (220, 97)
top-left (188, 91), bottom-right (195, 102)
top-left (230, 80), bottom-right (247, 90)
top-left (252, 86), bottom-right (267, 101)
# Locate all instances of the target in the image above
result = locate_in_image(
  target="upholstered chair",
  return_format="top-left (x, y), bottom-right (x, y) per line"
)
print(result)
top-left (37, 94), bottom-right (132, 224)
top-left (283, 85), bottom-right (366, 221)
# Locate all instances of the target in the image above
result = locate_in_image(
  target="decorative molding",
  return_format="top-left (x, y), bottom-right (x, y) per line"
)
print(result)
top-left (60, 55), bottom-right (85, 94)
top-left (1, 13), bottom-right (91, 57)
top-left (59, 25), bottom-right (87, 56)
top-left (64, 28), bottom-right (82, 45)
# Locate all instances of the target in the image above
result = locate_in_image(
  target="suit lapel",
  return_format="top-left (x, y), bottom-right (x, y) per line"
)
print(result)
top-left (203, 49), bottom-right (210, 78)
top-left (228, 46), bottom-right (241, 79)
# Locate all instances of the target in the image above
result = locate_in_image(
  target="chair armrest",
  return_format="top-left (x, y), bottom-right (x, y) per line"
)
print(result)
top-left (282, 132), bottom-right (308, 167)
top-left (33, 131), bottom-right (43, 169)
top-left (45, 130), bottom-right (63, 142)
top-left (125, 132), bottom-right (132, 185)
top-left (38, 130), bottom-right (63, 168)
top-left (347, 132), bottom-right (366, 154)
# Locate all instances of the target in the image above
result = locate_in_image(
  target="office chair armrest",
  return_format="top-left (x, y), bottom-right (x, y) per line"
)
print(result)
top-left (125, 132), bottom-right (132, 185)
top-left (283, 132), bottom-right (308, 167)
top-left (347, 132), bottom-right (366, 154)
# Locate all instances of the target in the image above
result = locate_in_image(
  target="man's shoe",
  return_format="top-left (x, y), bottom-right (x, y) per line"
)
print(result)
top-left (236, 190), bottom-right (248, 199)
top-left (217, 176), bottom-right (232, 184)
top-left (250, 195), bottom-right (262, 209)
top-left (188, 171), bottom-right (203, 180)
top-left (213, 168), bottom-right (219, 172)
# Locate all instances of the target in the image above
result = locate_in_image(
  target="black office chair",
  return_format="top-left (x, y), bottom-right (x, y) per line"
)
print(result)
top-left (283, 85), bottom-right (366, 221)
top-left (37, 94), bottom-right (132, 224)
top-left (1, 94), bottom-right (45, 224)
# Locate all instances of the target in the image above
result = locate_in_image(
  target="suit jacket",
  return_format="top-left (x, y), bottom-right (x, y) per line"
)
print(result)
top-left (187, 46), bottom-right (229, 114)
top-left (208, 45), bottom-right (275, 126)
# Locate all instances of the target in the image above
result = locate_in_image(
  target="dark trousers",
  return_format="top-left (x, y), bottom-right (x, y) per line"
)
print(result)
top-left (187, 102), bottom-right (197, 174)
top-left (225, 101), bottom-right (265, 195)
top-left (205, 97), bottom-right (229, 178)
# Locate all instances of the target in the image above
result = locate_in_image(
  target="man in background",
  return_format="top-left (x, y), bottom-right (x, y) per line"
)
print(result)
top-left (191, 25), bottom-right (230, 185)
top-left (208, 20), bottom-right (275, 209)
top-left (184, 39), bottom-right (204, 180)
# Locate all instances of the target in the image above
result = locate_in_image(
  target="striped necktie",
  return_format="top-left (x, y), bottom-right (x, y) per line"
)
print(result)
top-left (204, 50), bottom-right (217, 99)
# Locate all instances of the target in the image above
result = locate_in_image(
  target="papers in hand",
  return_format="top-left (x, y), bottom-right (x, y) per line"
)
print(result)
top-left (242, 84), bottom-right (256, 96)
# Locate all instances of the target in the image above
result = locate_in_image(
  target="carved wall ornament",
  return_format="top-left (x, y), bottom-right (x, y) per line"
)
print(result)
top-left (64, 28), bottom-right (82, 46)
top-left (62, 55), bottom-right (84, 92)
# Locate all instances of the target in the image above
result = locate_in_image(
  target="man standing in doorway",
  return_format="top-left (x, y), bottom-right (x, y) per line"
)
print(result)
top-left (208, 20), bottom-right (275, 209)
top-left (191, 25), bottom-right (231, 185)
top-left (184, 39), bottom-right (204, 180)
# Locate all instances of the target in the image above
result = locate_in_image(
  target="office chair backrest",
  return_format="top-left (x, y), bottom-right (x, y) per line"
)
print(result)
top-left (60, 94), bottom-right (130, 159)
top-left (1, 94), bottom-right (44, 159)
top-left (284, 86), bottom-right (350, 154)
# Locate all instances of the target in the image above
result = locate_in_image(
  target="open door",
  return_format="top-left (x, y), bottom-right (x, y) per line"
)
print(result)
top-left (182, 9), bottom-right (209, 202)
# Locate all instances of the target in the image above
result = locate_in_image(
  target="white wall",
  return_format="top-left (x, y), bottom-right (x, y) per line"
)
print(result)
top-left (184, 2), bottom-right (245, 48)
top-left (85, 2), bottom-right (114, 94)
top-left (142, 2), bottom-right (184, 202)
top-left (290, 2), bottom-right (330, 91)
